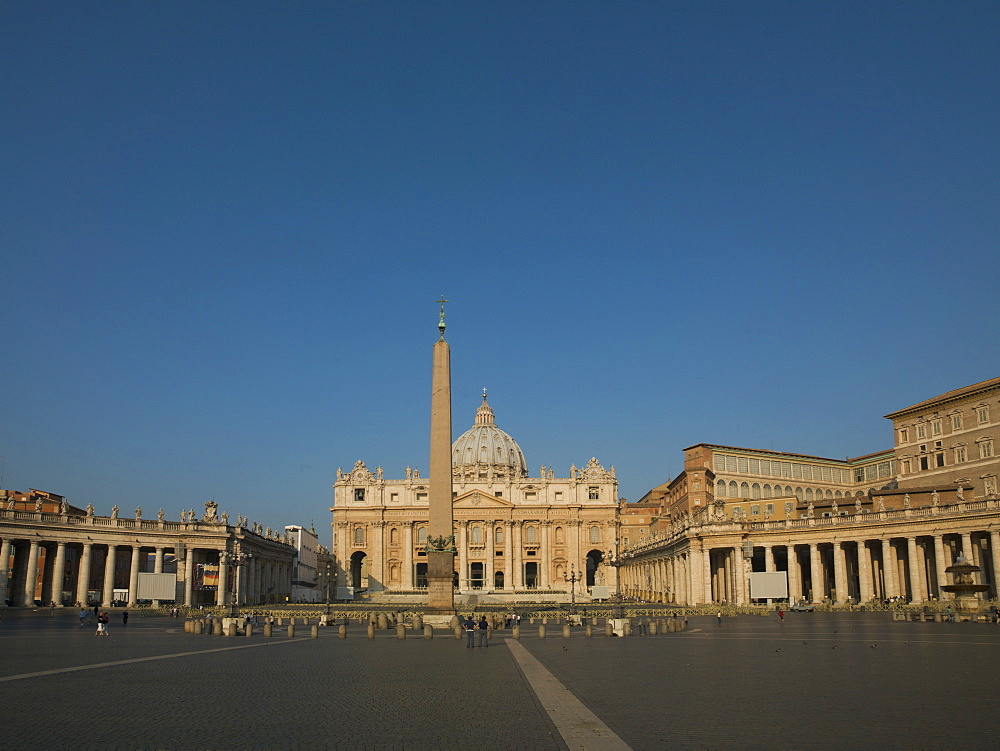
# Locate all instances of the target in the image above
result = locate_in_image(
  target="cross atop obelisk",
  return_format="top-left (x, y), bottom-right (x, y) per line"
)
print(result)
top-left (425, 297), bottom-right (456, 622)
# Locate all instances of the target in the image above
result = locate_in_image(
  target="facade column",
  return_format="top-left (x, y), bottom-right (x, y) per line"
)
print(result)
top-left (75, 543), bottom-right (92, 606)
top-left (787, 545), bottom-right (800, 602)
top-left (857, 540), bottom-right (873, 603)
top-left (457, 521), bottom-right (468, 591)
top-left (128, 545), bottom-right (142, 607)
top-left (905, 537), bottom-right (920, 602)
top-left (809, 543), bottom-right (822, 603)
top-left (217, 552), bottom-right (228, 607)
top-left (513, 522), bottom-right (523, 588)
top-left (881, 539), bottom-right (897, 598)
top-left (540, 522), bottom-right (551, 589)
top-left (371, 522), bottom-right (385, 592)
top-left (734, 547), bottom-right (747, 605)
top-left (51, 542), bottom-right (68, 607)
top-left (101, 544), bottom-right (117, 607)
top-left (702, 546), bottom-right (713, 603)
top-left (764, 545), bottom-right (775, 572)
top-left (0, 538), bottom-right (13, 606)
top-left (833, 542), bottom-right (847, 604)
top-left (503, 522), bottom-right (514, 590)
top-left (21, 540), bottom-right (41, 607)
top-left (402, 523), bottom-right (414, 589)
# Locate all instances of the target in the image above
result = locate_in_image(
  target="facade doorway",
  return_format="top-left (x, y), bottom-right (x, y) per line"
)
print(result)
top-left (586, 549), bottom-right (605, 587)
top-left (350, 551), bottom-right (367, 590)
top-left (524, 562), bottom-right (538, 589)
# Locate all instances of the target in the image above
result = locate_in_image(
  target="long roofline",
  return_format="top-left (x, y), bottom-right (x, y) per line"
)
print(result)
top-left (683, 442), bottom-right (894, 465)
top-left (884, 376), bottom-right (1000, 419)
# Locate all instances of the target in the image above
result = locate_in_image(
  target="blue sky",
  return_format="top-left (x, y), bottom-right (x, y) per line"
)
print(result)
top-left (3, 2), bottom-right (998, 536)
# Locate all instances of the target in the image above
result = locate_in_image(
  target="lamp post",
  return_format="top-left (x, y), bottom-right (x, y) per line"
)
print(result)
top-left (605, 545), bottom-right (628, 619)
top-left (227, 550), bottom-right (252, 618)
top-left (563, 563), bottom-right (582, 614)
top-left (325, 562), bottom-right (332, 615)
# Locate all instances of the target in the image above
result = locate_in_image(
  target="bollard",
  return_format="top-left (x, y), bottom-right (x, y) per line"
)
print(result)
top-left (213, 620), bottom-right (223, 636)
top-left (338, 624), bottom-right (347, 639)
top-left (277, 617), bottom-right (283, 626)
top-left (226, 622), bottom-right (236, 637)
top-left (539, 624), bottom-right (546, 639)
top-left (512, 625), bottom-right (521, 640)
top-left (264, 623), bottom-right (273, 638)
top-left (377, 613), bottom-right (388, 630)
top-left (605, 621), bottom-right (613, 637)
top-left (424, 624), bottom-right (433, 639)
top-left (245, 623), bottom-right (253, 637)
top-left (413, 615), bottom-right (423, 630)
top-left (454, 625), bottom-right (462, 640)
top-left (586, 623), bottom-right (593, 638)
top-left (449, 615), bottom-right (459, 629)
top-left (288, 624), bottom-right (295, 638)
top-left (530, 617), bottom-right (535, 624)
top-left (396, 623), bottom-right (406, 640)
top-left (367, 622), bottom-right (375, 639)
top-left (184, 620), bottom-right (191, 633)
top-left (563, 624), bottom-right (571, 639)
top-left (311, 624), bottom-right (319, 639)
top-left (934, 612), bottom-right (943, 622)
top-left (650, 620), bottom-right (658, 636)
top-left (542, 617), bottom-right (548, 625)
top-left (624, 621), bottom-right (632, 637)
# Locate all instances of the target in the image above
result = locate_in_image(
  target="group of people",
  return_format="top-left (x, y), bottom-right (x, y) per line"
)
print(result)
top-left (464, 616), bottom-right (490, 647)
top-left (77, 605), bottom-right (128, 634)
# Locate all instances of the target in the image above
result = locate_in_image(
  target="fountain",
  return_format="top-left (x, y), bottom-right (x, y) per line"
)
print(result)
top-left (941, 554), bottom-right (990, 618)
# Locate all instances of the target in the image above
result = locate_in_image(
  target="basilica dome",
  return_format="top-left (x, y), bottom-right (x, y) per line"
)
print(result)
top-left (452, 392), bottom-right (528, 478)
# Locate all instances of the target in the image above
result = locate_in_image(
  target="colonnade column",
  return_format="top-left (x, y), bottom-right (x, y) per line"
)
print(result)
top-left (933, 536), bottom-right (949, 600)
top-left (808, 544), bottom-right (822, 602)
top-left (906, 537), bottom-right (921, 602)
top-left (152, 548), bottom-right (164, 608)
top-left (734, 547), bottom-right (747, 605)
top-left (881, 539), bottom-right (897, 598)
top-left (787, 546), bottom-right (800, 602)
top-left (183, 550), bottom-right (193, 607)
top-left (102, 544), bottom-right (117, 607)
top-left (128, 545), bottom-right (141, 607)
top-left (702, 546), bottom-right (713, 603)
top-left (0, 538), bottom-right (12, 606)
top-left (76, 543), bottom-right (92, 606)
top-left (763, 545), bottom-right (775, 572)
top-left (857, 541), bottom-right (873, 603)
top-left (217, 552), bottom-right (228, 607)
top-left (833, 542), bottom-right (847, 604)
top-left (21, 540), bottom-right (41, 607)
top-left (991, 532), bottom-right (1000, 599)
top-left (52, 542), bottom-right (67, 607)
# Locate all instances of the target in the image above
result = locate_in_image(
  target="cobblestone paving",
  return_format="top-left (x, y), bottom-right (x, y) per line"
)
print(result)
top-left (3, 610), bottom-right (999, 749)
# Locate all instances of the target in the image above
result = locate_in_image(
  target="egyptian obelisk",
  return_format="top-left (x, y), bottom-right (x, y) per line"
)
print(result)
top-left (424, 297), bottom-right (456, 622)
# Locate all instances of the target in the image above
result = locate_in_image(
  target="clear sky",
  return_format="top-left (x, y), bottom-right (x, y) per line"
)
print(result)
top-left (3, 2), bottom-right (998, 538)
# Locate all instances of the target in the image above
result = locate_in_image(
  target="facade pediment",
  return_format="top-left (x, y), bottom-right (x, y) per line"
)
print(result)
top-left (453, 490), bottom-right (515, 509)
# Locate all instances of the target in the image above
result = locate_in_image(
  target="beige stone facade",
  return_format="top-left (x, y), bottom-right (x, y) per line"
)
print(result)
top-left (0, 492), bottom-right (295, 608)
top-left (331, 395), bottom-right (620, 601)
top-left (619, 377), bottom-right (1000, 606)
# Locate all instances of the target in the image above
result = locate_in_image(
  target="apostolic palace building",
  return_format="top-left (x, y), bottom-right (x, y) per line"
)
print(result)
top-left (333, 376), bottom-right (1000, 608)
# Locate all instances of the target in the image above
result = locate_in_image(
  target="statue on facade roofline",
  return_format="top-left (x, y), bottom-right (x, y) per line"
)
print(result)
top-left (135, 507), bottom-right (142, 520)
top-left (158, 508), bottom-right (165, 521)
top-left (221, 511), bottom-right (228, 525)
top-left (931, 489), bottom-right (940, 506)
top-left (35, 498), bottom-right (43, 512)
top-left (110, 505), bottom-right (119, 519)
top-left (86, 503), bottom-right (94, 517)
top-left (59, 499), bottom-right (67, 514)
top-left (203, 500), bottom-right (219, 523)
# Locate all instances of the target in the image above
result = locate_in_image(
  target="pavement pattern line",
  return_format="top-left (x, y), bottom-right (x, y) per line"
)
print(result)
top-left (505, 638), bottom-right (632, 751)
top-left (0, 637), bottom-right (313, 683)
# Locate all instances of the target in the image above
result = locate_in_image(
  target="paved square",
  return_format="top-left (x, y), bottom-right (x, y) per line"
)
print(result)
top-left (2, 610), bottom-right (999, 749)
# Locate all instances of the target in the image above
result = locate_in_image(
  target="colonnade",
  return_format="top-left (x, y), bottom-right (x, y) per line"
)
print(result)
top-left (622, 525), bottom-right (1000, 606)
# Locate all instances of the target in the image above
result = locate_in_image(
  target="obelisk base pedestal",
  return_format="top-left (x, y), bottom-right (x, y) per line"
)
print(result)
top-left (423, 551), bottom-right (455, 626)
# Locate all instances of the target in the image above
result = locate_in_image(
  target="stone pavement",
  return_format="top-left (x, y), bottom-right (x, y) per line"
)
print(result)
top-left (2, 609), bottom-right (999, 749)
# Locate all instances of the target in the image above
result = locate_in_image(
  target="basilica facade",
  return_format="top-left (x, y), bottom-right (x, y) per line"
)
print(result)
top-left (330, 394), bottom-right (619, 601)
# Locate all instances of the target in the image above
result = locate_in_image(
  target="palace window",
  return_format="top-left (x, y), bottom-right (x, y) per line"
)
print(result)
top-left (765, 503), bottom-right (774, 515)
top-left (952, 413), bottom-right (963, 431)
top-left (954, 446), bottom-right (967, 463)
top-left (354, 488), bottom-right (365, 502)
top-left (980, 439), bottom-right (995, 459)
top-left (900, 458), bottom-right (911, 474)
top-left (920, 456), bottom-right (929, 471)
top-left (588, 487), bottom-right (600, 500)
top-left (590, 525), bottom-right (601, 543)
top-left (751, 483), bottom-right (761, 499)
top-left (916, 423), bottom-right (927, 439)
top-left (750, 505), bottom-right (760, 515)
top-left (417, 527), bottom-right (427, 543)
top-left (936, 453), bottom-right (945, 468)
top-left (978, 406), bottom-right (990, 425)
top-left (471, 526), bottom-right (483, 544)
top-left (740, 482), bottom-right (750, 497)
top-left (717, 480), bottom-right (727, 497)
top-left (729, 480), bottom-right (738, 497)
top-left (495, 526), bottom-right (503, 544)
top-left (354, 527), bottom-right (365, 545)
top-left (525, 526), bottom-right (538, 543)
top-left (932, 419), bottom-right (942, 436)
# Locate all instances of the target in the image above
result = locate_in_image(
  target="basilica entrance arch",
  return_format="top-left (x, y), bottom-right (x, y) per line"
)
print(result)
top-left (586, 549), bottom-right (605, 587)
top-left (350, 551), bottom-right (367, 590)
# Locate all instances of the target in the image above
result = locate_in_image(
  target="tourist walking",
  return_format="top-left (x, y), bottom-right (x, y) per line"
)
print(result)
top-left (95, 612), bottom-right (109, 636)
top-left (477, 616), bottom-right (489, 647)
top-left (79, 608), bottom-right (87, 627)
top-left (464, 616), bottom-right (476, 648)
top-left (122, 611), bottom-right (129, 625)
top-left (716, 611), bottom-right (722, 625)
top-left (778, 609), bottom-right (784, 623)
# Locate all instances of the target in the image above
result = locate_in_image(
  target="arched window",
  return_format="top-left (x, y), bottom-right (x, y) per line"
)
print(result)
top-left (826, 489), bottom-right (834, 499)
top-left (740, 482), bottom-right (750, 498)
top-left (555, 526), bottom-right (564, 544)
top-left (795, 487), bottom-right (803, 501)
top-left (729, 480), bottom-right (739, 497)
top-left (751, 483), bottom-right (761, 499)
top-left (471, 526), bottom-right (482, 544)
top-left (390, 527), bottom-right (399, 545)
top-left (763, 484), bottom-right (772, 498)
top-left (717, 479), bottom-right (727, 497)
top-left (525, 526), bottom-right (538, 543)
top-left (417, 527), bottom-right (427, 543)
top-left (389, 564), bottom-right (399, 582)
top-left (354, 527), bottom-right (365, 545)
top-left (805, 488), bottom-right (814, 502)
top-left (589, 525), bottom-right (601, 543)
top-left (785, 485), bottom-right (793, 497)
top-left (495, 526), bottom-right (503, 544)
